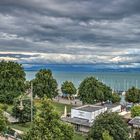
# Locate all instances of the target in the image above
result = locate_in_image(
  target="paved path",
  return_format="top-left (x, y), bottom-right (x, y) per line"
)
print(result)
top-left (0, 136), bottom-right (15, 140)
top-left (4, 112), bottom-right (19, 123)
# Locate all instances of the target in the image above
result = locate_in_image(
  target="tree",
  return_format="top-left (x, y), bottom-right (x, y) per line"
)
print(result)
top-left (32, 69), bottom-right (58, 99)
top-left (125, 87), bottom-right (140, 103)
top-left (131, 105), bottom-right (140, 117)
top-left (135, 130), bottom-right (140, 140)
top-left (12, 97), bottom-right (36, 123)
top-left (61, 81), bottom-right (76, 98)
top-left (0, 61), bottom-right (26, 104)
top-left (23, 98), bottom-right (74, 140)
top-left (0, 109), bottom-right (8, 134)
top-left (111, 93), bottom-right (121, 103)
top-left (102, 131), bottom-right (114, 140)
top-left (89, 112), bottom-right (129, 140)
top-left (78, 77), bottom-right (112, 104)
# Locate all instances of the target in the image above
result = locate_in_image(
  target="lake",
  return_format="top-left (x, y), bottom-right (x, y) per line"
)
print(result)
top-left (25, 71), bottom-right (140, 91)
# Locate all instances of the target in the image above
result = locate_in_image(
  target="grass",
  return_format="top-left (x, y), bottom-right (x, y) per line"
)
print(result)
top-left (74, 133), bottom-right (86, 140)
top-left (52, 101), bottom-right (73, 115)
top-left (11, 122), bottom-right (31, 132)
top-left (34, 99), bottom-right (73, 115)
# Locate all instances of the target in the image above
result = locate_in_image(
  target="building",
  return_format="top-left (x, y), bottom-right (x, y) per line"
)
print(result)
top-left (62, 104), bottom-right (122, 133)
top-left (62, 105), bottom-right (107, 133)
top-left (129, 117), bottom-right (140, 138)
top-left (104, 104), bottom-right (121, 112)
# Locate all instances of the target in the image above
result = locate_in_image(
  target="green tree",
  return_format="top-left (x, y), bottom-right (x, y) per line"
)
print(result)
top-left (131, 105), bottom-right (140, 117)
top-left (23, 98), bottom-right (74, 140)
top-left (135, 130), bottom-right (140, 140)
top-left (0, 61), bottom-right (26, 104)
top-left (89, 112), bottom-right (129, 140)
top-left (12, 97), bottom-right (36, 123)
top-left (78, 77), bottom-right (112, 104)
top-left (0, 109), bottom-right (8, 134)
top-left (61, 81), bottom-right (76, 98)
top-left (125, 87), bottom-right (140, 103)
top-left (102, 131), bottom-right (114, 140)
top-left (111, 93), bottom-right (121, 103)
top-left (32, 69), bottom-right (58, 99)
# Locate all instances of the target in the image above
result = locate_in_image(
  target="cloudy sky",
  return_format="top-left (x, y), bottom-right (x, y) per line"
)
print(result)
top-left (0, 0), bottom-right (140, 69)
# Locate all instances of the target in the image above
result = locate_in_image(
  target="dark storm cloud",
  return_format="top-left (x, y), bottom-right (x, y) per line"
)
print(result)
top-left (0, 0), bottom-right (140, 68)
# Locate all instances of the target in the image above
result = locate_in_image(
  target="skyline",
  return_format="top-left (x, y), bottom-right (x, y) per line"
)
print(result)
top-left (0, 0), bottom-right (140, 69)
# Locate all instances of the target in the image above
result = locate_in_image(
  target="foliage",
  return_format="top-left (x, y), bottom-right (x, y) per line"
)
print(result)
top-left (78, 77), bottom-right (112, 104)
top-left (61, 81), bottom-right (76, 97)
top-left (0, 109), bottom-right (8, 134)
top-left (23, 98), bottom-right (74, 140)
top-left (0, 61), bottom-right (26, 104)
top-left (12, 97), bottom-right (36, 123)
top-left (131, 105), bottom-right (140, 117)
top-left (102, 131), bottom-right (114, 140)
top-left (89, 112), bottom-right (129, 140)
top-left (32, 69), bottom-right (58, 99)
top-left (125, 87), bottom-right (140, 103)
top-left (111, 93), bottom-right (121, 103)
top-left (135, 130), bottom-right (140, 140)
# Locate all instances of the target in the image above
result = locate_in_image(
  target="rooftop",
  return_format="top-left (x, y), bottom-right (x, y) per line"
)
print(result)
top-left (129, 117), bottom-right (140, 127)
top-left (62, 117), bottom-right (93, 127)
top-left (74, 105), bottom-right (105, 112)
top-left (103, 103), bottom-right (121, 109)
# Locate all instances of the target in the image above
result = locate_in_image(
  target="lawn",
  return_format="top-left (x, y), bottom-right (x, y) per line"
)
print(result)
top-left (11, 122), bottom-right (31, 132)
top-left (34, 99), bottom-right (73, 115)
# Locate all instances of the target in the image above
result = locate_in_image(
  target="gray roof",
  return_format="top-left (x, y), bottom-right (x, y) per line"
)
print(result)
top-left (74, 105), bottom-right (105, 112)
top-left (62, 117), bottom-right (93, 127)
top-left (104, 104), bottom-right (121, 109)
top-left (129, 117), bottom-right (140, 127)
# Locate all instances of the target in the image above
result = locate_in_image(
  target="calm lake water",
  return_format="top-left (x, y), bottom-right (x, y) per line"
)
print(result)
top-left (25, 71), bottom-right (140, 91)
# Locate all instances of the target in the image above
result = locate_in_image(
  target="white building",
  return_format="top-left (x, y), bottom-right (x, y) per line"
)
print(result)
top-left (71, 105), bottom-right (107, 122)
top-left (62, 105), bottom-right (107, 133)
top-left (62, 104), bottom-right (121, 133)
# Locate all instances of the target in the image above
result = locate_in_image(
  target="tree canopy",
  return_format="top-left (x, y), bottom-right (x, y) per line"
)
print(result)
top-left (102, 131), bottom-right (114, 140)
top-left (78, 77), bottom-right (112, 104)
top-left (61, 81), bottom-right (76, 97)
top-left (12, 97), bottom-right (36, 123)
top-left (0, 109), bottom-right (8, 134)
top-left (0, 61), bottom-right (26, 104)
top-left (111, 93), bottom-right (121, 103)
top-left (131, 105), bottom-right (140, 117)
top-left (23, 98), bottom-right (74, 140)
top-left (32, 69), bottom-right (58, 99)
top-left (125, 87), bottom-right (140, 103)
top-left (89, 112), bottom-right (129, 140)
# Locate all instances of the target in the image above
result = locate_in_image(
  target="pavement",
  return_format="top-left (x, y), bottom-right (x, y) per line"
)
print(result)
top-left (4, 112), bottom-right (19, 123)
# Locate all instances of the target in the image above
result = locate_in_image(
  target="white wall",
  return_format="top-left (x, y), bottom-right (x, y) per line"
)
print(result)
top-left (71, 106), bottom-right (107, 122)
top-left (71, 109), bottom-right (92, 122)
top-left (109, 105), bottom-right (121, 112)
top-left (91, 107), bottom-right (107, 121)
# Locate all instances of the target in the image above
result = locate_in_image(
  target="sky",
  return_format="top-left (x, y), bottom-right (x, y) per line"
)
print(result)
top-left (0, 0), bottom-right (140, 70)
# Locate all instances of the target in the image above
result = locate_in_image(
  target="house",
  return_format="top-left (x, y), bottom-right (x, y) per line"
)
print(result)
top-left (129, 117), bottom-right (140, 138)
top-left (62, 105), bottom-right (107, 133)
top-left (62, 103), bottom-right (122, 133)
